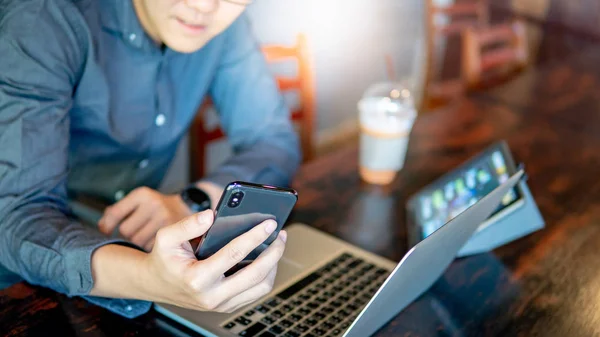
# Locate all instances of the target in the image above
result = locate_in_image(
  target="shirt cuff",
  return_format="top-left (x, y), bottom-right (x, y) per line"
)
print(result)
top-left (82, 296), bottom-right (152, 318)
top-left (62, 227), bottom-right (143, 296)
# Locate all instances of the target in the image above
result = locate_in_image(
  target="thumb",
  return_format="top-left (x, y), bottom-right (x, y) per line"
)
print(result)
top-left (155, 210), bottom-right (214, 249)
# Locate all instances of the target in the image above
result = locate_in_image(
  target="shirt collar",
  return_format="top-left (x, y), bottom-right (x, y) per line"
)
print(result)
top-left (100, 0), bottom-right (147, 49)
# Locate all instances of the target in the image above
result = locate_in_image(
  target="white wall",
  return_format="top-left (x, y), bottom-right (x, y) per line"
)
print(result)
top-left (248, 0), bottom-right (425, 133)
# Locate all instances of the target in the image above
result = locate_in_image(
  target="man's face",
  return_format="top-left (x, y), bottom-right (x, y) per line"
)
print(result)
top-left (134, 0), bottom-right (247, 53)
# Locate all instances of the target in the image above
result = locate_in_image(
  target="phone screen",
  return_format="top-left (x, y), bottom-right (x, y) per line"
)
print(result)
top-left (416, 149), bottom-right (522, 238)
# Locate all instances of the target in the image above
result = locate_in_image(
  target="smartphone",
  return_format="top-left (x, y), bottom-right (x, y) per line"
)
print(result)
top-left (193, 181), bottom-right (298, 271)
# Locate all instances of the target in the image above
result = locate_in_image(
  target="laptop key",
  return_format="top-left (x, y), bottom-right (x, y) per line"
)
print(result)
top-left (283, 331), bottom-right (300, 337)
top-left (245, 310), bottom-right (256, 317)
top-left (322, 306), bottom-right (335, 314)
top-left (338, 268), bottom-right (350, 275)
top-left (290, 314), bottom-right (303, 322)
top-left (347, 258), bottom-right (364, 269)
top-left (315, 296), bottom-right (327, 303)
top-left (294, 324), bottom-right (310, 333)
top-left (235, 316), bottom-right (253, 326)
top-left (272, 310), bottom-right (284, 319)
top-left (320, 322), bottom-right (335, 330)
top-left (265, 298), bottom-right (281, 308)
top-left (281, 304), bottom-right (293, 313)
top-left (280, 319), bottom-right (293, 328)
top-left (304, 318), bottom-right (318, 326)
top-left (337, 253), bottom-right (353, 262)
top-left (238, 322), bottom-right (266, 336)
top-left (328, 315), bottom-right (342, 324)
top-left (313, 312), bottom-right (326, 321)
top-left (258, 333), bottom-right (276, 337)
top-left (339, 295), bottom-right (350, 302)
top-left (331, 328), bottom-right (343, 336)
top-left (375, 268), bottom-right (388, 275)
top-left (307, 302), bottom-right (321, 309)
top-left (255, 305), bottom-right (270, 314)
top-left (361, 264), bottom-right (375, 271)
top-left (338, 309), bottom-right (350, 318)
top-left (298, 308), bottom-right (312, 316)
top-left (276, 272), bottom-right (321, 300)
top-left (269, 325), bottom-right (285, 334)
top-left (307, 288), bottom-right (319, 295)
top-left (224, 322), bottom-right (236, 329)
top-left (312, 328), bottom-right (327, 336)
top-left (299, 294), bottom-right (312, 301)
top-left (291, 299), bottom-right (303, 306)
top-left (331, 300), bottom-right (342, 307)
top-left (261, 316), bottom-right (277, 325)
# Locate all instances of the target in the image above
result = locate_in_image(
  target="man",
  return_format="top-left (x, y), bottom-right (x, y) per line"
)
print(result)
top-left (0, 0), bottom-right (300, 318)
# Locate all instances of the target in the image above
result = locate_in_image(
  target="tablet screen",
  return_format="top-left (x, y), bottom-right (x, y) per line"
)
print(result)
top-left (416, 149), bottom-right (522, 238)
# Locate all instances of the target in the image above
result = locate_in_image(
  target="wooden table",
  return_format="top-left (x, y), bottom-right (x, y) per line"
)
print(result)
top-left (4, 50), bottom-right (600, 337)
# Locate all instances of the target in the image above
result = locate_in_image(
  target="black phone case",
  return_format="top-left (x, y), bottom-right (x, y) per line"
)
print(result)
top-left (194, 182), bottom-right (298, 263)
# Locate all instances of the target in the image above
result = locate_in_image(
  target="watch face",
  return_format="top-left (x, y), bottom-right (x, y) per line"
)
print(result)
top-left (186, 187), bottom-right (211, 210)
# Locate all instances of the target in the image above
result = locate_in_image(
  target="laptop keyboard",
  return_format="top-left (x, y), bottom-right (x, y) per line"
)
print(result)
top-left (221, 252), bottom-right (391, 337)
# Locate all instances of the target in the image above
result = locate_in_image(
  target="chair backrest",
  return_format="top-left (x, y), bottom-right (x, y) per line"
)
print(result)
top-left (189, 34), bottom-right (315, 181)
top-left (421, 0), bottom-right (489, 111)
top-left (262, 34), bottom-right (316, 162)
top-left (462, 20), bottom-right (528, 89)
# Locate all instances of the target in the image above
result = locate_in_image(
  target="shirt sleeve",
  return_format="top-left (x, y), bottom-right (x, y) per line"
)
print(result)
top-left (204, 14), bottom-right (302, 188)
top-left (0, 1), bottom-right (150, 318)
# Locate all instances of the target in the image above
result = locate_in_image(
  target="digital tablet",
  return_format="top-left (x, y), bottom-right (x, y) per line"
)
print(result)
top-left (406, 141), bottom-right (525, 246)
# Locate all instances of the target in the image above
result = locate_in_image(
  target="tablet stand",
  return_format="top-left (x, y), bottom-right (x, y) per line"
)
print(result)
top-left (457, 179), bottom-right (544, 257)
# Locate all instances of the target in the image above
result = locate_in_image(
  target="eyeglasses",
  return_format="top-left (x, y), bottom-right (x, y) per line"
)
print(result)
top-left (221, 0), bottom-right (254, 5)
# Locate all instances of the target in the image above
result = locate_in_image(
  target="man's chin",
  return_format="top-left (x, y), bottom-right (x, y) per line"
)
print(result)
top-left (164, 36), bottom-right (211, 54)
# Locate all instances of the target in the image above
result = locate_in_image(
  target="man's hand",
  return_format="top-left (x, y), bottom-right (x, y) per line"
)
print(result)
top-left (91, 210), bottom-right (287, 313)
top-left (145, 210), bottom-right (287, 312)
top-left (98, 187), bottom-right (192, 250)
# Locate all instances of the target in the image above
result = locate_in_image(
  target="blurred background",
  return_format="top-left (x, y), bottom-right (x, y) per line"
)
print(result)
top-left (161, 0), bottom-right (597, 192)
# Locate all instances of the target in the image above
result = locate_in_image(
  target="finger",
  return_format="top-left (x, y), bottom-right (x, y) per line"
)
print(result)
top-left (219, 231), bottom-right (286, 295)
top-left (215, 266), bottom-right (277, 313)
top-left (154, 210), bottom-right (214, 249)
top-left (99, 189), bottom-right (146, 234)
top-left (202, 220), bottom-right (279, 276)
top-left (144, 238), bottom-right (156, 252)
top-left (118, 207), bottom-right (153, 238)
top-left (130, 217), bottom-right (163, 250)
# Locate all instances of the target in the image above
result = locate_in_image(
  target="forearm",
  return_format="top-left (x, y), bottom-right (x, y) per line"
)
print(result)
top-left (89, 244), bottom-right (151, 300)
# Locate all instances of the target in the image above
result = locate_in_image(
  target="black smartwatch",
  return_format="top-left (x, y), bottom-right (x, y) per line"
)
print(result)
top-left (180, 186), bottom-right (211, 213)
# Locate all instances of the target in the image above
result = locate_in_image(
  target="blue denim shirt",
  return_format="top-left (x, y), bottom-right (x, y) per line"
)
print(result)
top-left (0, 0), bottom-right (300, 318)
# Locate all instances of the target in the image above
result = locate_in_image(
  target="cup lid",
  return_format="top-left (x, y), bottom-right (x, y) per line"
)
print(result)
top-left (359, 82), bottom-right (416, 119)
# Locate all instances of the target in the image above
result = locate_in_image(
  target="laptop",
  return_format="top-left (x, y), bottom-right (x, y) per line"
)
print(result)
top-left (155, 170), bottom-right (524, 337)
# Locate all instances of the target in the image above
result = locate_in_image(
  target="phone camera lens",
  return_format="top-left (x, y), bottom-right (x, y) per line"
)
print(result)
top-left (228, 191), bottom-right (244, 208)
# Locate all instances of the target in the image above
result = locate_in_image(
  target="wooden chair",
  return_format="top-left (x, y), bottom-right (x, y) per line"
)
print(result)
top-left (462, 20), bottom-right (528, 89)
top-left (189, 34), bottom-right (315, 181)
top-left (422, 0), bottom-right (489, 111)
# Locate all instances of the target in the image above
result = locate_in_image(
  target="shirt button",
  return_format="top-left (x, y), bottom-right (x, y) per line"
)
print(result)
top-left (128, 33), bottom-right (136, 42)
top-left (125, 305), bottom-right (133, 312)
top-left (138, 159), bottom-right (149, 169)
top-left (115, 190), bottom-right (125, 201)
top-left (155, 114), bottom-right (166, 127)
